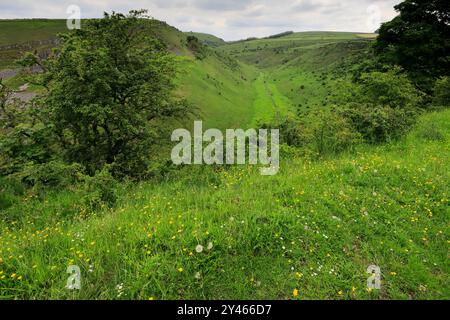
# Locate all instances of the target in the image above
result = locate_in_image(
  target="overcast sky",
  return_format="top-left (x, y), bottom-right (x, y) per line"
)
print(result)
top-left (0, 0), bottom-right (402, 41)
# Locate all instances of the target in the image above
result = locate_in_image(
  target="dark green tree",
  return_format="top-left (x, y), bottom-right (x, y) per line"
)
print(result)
top-left (23, 10), bottom-right (189, 178)
top-left (433, 76), bottom-right (450, 106)
top-left (186, 35), bottom-right (207, 59)
top-left (374, 0), bottom-right (450, 91)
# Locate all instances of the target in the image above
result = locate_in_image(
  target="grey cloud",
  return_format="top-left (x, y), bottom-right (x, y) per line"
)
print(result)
top-left (0, 0), bottom-right (402, 40)
top-left (291, 0), bottom-right (321, 13)
top-left (191, 0), bottom-right (254, 11)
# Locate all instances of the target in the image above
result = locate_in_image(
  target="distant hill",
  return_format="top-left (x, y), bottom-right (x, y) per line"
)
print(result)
top-left (0, 19), bottom-right (67, 46)
top-left (219, 31), bottom-right (377, 68)
top-left (0, 19), bottom-right (66, 68)
top-left (0, 19), bottom-right (194, 68)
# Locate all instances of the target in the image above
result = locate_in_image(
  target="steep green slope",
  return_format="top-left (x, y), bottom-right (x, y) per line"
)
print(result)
top-left (0, 19), bottom-right (191, 68)
top-left (176, 54), bottom-right (258, 129)
top-left (151, 23), bottom-right (259, 129)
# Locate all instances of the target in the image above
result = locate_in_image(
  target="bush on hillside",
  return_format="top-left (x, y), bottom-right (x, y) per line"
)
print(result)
top-left (17, 161), bottom-right (84, 188)
top-left (266, 109), bottom-right (362, 157)
top-left (356, 67), bottom-right (424, 109)
top-left (186, 35), bottom-right (207, 59)
top-left (329, 67), bottom-right (422, 144)
top-left (305, 109), bottom-right (362, 156)
top-left (82, 166), bottom-right (117, 212)
top-left (433, 76), bottom-right (450, 107)
top-left (339, 104), bottom-right (417, 144)
top-left (0, 89), bottom-right (56, 176)
top-left (0, 176), bottom-right (26, 210)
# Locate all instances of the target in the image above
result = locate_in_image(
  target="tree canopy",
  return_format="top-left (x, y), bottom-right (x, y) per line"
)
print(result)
top-left (374, 0), bottom-right (450, 91)
top-left (18, 10), bottom-right (189, 178)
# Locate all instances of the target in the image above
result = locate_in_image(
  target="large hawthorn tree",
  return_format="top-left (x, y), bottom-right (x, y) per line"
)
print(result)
top-left (24, 10), bottom-right (188, 177)
top-left (374, 0), bottom-right (450, 91)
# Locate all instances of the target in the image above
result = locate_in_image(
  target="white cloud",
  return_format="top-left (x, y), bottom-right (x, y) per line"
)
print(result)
top-left (0, 0), bottom-right (402, 41)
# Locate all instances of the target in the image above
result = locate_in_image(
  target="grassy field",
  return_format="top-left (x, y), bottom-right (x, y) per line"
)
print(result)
top-left (0, 110), bottom-right (448, 299)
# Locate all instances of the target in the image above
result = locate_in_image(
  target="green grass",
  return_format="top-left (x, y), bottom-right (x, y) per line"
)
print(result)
top-left (2, 72), bottom-right (43, 92)
top-left (175, 54), bottom-right (258, 129)
top-left (0, 110), bottom-right (448, 300)
top-left (251, 73), bottom-right (294, 126)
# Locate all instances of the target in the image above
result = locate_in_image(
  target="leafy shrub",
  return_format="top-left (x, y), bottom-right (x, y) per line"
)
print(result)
top-left (0, 177), bottom-right (26, 210)
top-left (433, 77), bottom-right (450, 107)
top-left (0, 192), bottom-right (15, 210)
top-left (356, 67), bottom-right (424, 109)
top-left (18, 161), bottom-right (84, 188)
top-left (329, 67), bottom-right (422, 144)
top-left (269, 109), bottom-right (362, 156)
top-left (0, 84), bottom-right (58, 177)
top-left (339, 104), bottom-right (417, 143)
top-left (305, 109), bottom-right (362, 156)
top-left (82, 166), bottom-right (117, 212)
top-left (186, 36), bottom-right (207, 59)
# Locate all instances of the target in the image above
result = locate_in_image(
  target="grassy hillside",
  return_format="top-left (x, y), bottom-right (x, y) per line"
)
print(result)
top-left (0, 19), bottom-right (66, 68)
top-left (176, 32), bottom-right (374, 129)
top-left (220, 31), bottom-right (375, 68)
top-left (1, 110), bottom-right (448, 299)
top-left (176, 54), bottom-right (258, 129)
top-left (0, 19), bottom-right (66, 46)
top-left (0, 19), bottom-right (193, 68)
